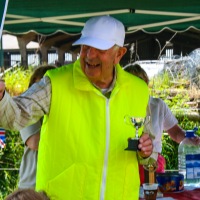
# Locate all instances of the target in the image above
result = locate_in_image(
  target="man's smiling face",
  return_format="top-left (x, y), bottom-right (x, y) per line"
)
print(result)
top-left (80, 45), bottom-right (126, 89)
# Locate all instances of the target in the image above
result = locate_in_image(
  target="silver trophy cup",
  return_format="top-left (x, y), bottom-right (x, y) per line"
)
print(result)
top-left (124, 116), bottom-right (145, 151)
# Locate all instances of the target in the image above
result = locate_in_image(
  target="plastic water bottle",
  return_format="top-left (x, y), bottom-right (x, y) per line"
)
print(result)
top-left (178, 127), bottom-right (200, 187)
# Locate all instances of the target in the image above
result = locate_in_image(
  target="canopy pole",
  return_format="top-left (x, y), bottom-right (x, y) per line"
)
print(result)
top-left (0, 0), bottom-right (9, 38)
top-left (0, 38), bottom-right (3, 68)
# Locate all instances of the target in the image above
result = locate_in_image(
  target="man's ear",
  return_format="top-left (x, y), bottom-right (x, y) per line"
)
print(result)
top-left (114, 47), bottom-right (127, 65)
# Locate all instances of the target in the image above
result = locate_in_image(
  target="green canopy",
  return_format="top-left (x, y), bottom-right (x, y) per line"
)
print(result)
top-left (3, 0), bottom-right (200, 35)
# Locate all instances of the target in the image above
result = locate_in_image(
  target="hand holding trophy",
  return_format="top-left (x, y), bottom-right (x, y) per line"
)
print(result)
top-left (142, 115), bottom-right (158, 173)
top-left (124, 115), bottom-right (145, 151)
top-left (124, 114), bottom-right (158, 173)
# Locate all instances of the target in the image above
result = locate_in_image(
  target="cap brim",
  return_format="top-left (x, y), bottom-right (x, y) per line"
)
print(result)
top-left (72, 37), bottom-right (115, 50)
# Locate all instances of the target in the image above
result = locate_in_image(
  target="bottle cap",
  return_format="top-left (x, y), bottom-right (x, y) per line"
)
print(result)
top-left (186, 127), bottom-right (198, 138)
top-left (186, 130), bottom-right (195, 138)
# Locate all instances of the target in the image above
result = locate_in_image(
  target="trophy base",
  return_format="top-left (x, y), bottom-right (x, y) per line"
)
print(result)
top-left (125, 138), bottom-right (139, 151)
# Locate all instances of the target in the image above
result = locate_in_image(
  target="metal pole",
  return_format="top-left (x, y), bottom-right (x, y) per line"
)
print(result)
top-left (0, 37), bottom-right (3, 67)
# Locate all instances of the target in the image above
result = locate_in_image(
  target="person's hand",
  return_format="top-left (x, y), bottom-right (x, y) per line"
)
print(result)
top-left (25, 132), bottom-right (40, 151)
top-left (137, 133), bottom-right (153, 158)
top-left (189, 135), bottom-right (200, 145)
top-left (0, 80), bottom-right (5, 100)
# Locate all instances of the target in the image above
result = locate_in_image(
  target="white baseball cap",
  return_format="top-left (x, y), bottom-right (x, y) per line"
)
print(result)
top-left (72, 15), bottom-right (125, 50)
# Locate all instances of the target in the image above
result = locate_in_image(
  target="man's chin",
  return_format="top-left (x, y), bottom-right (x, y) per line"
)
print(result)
top-left (85, 69), bottom-right (100, 79)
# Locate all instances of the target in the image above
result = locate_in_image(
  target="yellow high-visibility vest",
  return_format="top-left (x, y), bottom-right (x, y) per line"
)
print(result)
top-left (36, 60), bottom-right (149, 200)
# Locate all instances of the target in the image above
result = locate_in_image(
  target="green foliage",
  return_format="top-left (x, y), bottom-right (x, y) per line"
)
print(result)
top-left (0, 130), bottom-right (24, 199)
top-left (2, 66), bottom-right (32, 96)
top-left (0, 67), bottom-right (32, 199)
top-left (149, 71), bottom-right (172, 98)
top-left (150, 69), bottom-right (200, 170)
top-left (161, 134), bottom-right (179, 169)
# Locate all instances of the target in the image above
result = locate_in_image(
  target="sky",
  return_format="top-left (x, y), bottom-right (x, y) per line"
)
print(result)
top-left (2, 34), bottom-right (39, 50)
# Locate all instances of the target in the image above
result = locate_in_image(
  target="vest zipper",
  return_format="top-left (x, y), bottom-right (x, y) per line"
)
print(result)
top-left (100, 98), bottom-right (110, 200)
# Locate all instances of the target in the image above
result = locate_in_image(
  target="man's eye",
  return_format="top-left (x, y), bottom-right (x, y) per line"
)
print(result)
top-left (82, 45), bottom-right (87, 49)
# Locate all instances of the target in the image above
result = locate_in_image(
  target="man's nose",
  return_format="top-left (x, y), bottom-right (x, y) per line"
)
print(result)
top-left (86, 47), bottom-right (98, 58)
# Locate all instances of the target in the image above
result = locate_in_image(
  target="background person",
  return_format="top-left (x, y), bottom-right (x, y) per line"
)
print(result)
top-left (0, 16), bottom-right (152, 200)
top-left (18, 65), bottom-right (56, 189)
top-left (124, 63), bottom-right (186, 183)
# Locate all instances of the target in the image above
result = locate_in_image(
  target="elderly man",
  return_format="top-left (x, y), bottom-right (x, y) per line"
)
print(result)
top-left (0, 16), bottom-right (152, 200)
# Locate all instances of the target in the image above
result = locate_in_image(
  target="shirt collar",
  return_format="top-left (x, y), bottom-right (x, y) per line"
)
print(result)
top-left (97, 67), bottom-right (117, 95)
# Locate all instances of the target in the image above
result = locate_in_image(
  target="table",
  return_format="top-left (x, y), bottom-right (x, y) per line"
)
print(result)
top-left (163, 188), bottom-right (200, 200)
top-left (140, 187), bottom-right (200, 200)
